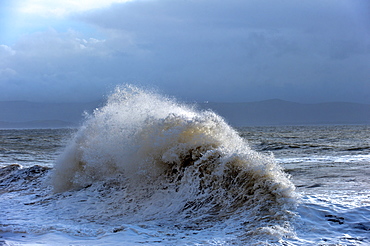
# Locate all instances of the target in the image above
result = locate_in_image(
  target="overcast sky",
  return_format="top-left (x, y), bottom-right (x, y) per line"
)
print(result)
top-left (0, 0), bottom-right (369, 103)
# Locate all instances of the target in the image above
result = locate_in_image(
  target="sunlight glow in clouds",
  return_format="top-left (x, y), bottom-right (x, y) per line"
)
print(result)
top-left (20, 0), bottom-right (133, 17)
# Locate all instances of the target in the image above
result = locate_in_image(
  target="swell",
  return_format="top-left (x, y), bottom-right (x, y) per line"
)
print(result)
top-left (0, 164), bottom-right (50, 196)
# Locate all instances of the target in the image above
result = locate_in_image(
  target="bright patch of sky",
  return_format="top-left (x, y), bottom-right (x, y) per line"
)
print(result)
top-left (1, 0), bottom-right (131, 44)
top-left (19, 0), bottom-right (133, 17)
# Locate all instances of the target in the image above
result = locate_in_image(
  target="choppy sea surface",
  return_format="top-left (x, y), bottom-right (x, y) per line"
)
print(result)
top-left (1, 86), bottom-right (369, 245)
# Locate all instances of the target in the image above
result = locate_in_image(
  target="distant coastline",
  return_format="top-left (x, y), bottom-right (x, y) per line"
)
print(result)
top-left (197, 99), bottom-right (370, 126)
top-left (0, 120), bottom-right (78, 129)
top-left (1, 100), bottom-right (369, 128)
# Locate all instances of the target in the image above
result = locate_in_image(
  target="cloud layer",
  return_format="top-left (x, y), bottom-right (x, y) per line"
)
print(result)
top-left (1, 0), bottom-right (369, 103)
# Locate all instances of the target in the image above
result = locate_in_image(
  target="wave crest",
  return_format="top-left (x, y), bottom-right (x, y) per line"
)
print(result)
top-left (52, 85), bottom-right (296, 238)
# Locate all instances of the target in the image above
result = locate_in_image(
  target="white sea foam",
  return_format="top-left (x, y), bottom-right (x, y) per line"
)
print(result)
top-left (277, 154), bottom-right (370, 165)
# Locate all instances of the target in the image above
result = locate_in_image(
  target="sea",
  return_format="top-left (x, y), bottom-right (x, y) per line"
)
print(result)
top-left (1, 86), bottom-right (369, 245)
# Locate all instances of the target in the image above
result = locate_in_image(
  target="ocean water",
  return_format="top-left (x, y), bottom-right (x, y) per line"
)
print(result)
top-left (1, 86), bottom-right (369, 245)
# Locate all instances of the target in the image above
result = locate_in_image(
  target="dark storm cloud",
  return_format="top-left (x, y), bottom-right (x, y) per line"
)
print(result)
top-left (0, 0), bottom-right (369, 103)
top-left (74, 0), bottom-right (370, 103)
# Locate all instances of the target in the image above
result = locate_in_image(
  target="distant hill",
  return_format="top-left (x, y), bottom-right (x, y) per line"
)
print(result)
top-left (0, 101), bottom-right (101, 128)
top-left (0, 100), bottom-right (369, 128)
top-left (0, 120), bottom-right (78, 129)
top-left (197, 99), bottom-right (370, 126)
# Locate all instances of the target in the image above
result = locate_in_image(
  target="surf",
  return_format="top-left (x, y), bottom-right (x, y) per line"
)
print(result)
top-left (51, 85), bottom-right (297, 241)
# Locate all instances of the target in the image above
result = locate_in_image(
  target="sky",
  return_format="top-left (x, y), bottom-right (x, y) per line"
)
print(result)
top-left (0, 0), bottom-right (369, 103)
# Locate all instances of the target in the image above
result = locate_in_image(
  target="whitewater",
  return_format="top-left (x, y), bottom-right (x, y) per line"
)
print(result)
top-left (1, 85), bottom-right (369, 245)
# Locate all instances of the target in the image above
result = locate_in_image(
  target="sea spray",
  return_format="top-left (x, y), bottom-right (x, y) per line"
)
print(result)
top-left (52, 85), bottom-right (297, 241)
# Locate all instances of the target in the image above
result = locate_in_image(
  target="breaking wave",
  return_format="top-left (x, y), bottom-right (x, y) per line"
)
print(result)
top-left (51, 85), bottom-right (297, 241)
